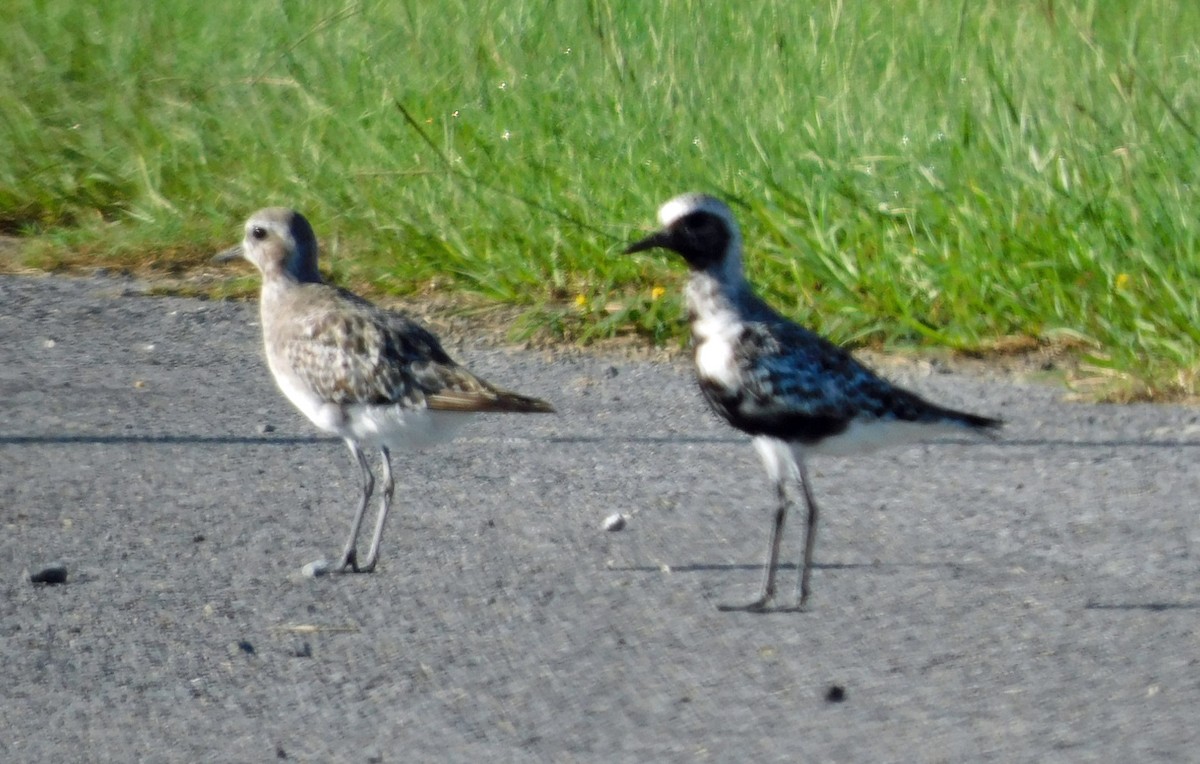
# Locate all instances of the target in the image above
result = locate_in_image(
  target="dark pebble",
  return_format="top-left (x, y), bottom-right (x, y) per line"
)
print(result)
top-left (30, 564), bottom-right (68, 585)
top-left (825, 684), bottom-right (846, 703)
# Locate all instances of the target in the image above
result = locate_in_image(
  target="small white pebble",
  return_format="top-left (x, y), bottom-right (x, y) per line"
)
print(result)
top-left (301, 560), bottom-right (333, 578)
top-left (43, 338), bottom-right (56, 349)
top-left (603, 513), bottom-right (627, 532)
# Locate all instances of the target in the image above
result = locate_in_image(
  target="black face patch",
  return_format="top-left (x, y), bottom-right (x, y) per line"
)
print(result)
top-left (665, 211), bottom-right (732, 271)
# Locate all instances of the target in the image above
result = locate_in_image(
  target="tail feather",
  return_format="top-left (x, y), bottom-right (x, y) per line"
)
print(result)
top-left (940, 406), bottom-right (1002, 435)
top-left (427, 389), bottom-right (555, 413)
top-left (896, 386), bottom-right (1002, 436)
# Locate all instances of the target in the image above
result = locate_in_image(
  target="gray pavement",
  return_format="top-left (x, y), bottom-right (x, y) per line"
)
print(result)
top-left (1, 274), bottom-right (1198, 762)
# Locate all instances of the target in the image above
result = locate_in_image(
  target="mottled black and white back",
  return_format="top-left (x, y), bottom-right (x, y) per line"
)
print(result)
top-left (626, 192), bottom-right (1001, 611)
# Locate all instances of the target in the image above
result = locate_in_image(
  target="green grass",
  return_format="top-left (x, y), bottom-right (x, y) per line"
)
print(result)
top-left (2, 0), bottom-right (1199, 398)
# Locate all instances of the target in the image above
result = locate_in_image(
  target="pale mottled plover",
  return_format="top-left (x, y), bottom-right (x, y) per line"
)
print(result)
top-left (216, 208), bottom-right (553, 575)
top-left (625, 193), bottom-right (1001, 611)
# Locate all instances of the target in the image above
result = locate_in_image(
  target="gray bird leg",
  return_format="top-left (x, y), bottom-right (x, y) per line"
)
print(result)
top-left (795, 455), bottom-right (819, 610)
top-left (719, 479), bottom-right (789, 613)
top-left (334, 439), bottom-right (375, 572)
top-left (356, 446), bottom-right (395, 573)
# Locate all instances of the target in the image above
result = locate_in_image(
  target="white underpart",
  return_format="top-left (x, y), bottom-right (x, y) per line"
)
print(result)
top-left (342, 405), bottom-right (470, 449)
top-left (808, 418), bottom-right (972, 456)
top-left (267, 356), bottom-right (339, 431)
top-left (752, 436), bottom-right (801, 484)
top-left (691, 315), bottom-right (742, 391)
top-left (756, 418), bottom-right (979, 486)
top-left (266, 350), bottom-right (469, 450)
top-left (686, 273), bottom-right (744, 391)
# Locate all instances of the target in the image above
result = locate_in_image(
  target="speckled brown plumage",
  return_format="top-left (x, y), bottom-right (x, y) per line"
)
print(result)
top-left (263, 281), bottom-right (552, 414)
top-left (216, 207), bottom-right (552, 576)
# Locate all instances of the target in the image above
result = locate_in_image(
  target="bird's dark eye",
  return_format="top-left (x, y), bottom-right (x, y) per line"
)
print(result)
top-left (250, 226), bottom-right (268, 240)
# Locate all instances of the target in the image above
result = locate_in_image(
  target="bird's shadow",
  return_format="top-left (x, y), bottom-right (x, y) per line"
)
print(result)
top-left (551, 435), bottom-right (1200, 450)
top-left (1083, 601), bottom-right (1200, 612)
top-left (0, 434), bottom-right (325, 446)
top-left (2, 432), bottom-right (1198, 450)
top-left (612, 563), bottom-right (1200, 614)
top-left (609, 560), bottom-right (936, 574)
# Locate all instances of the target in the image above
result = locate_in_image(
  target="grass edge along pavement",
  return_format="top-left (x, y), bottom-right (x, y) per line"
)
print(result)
top-left (1, 1), bottom-right (1197, 400)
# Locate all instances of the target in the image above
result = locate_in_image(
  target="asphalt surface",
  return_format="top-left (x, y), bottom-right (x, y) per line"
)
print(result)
top-left (2, 274), bottom-right (1198, 763)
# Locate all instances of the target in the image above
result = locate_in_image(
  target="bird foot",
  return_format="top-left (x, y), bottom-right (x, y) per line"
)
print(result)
top-left (717, 595), bottom-right (775, 614)
top-left (318, 548), bottom-right (377, 574)
top-left (717, 595), bottom-right (809, 614)
top-left (301, 549), bottom-right (366, 577)
top-left (339, 549), bottom-right (360, 573)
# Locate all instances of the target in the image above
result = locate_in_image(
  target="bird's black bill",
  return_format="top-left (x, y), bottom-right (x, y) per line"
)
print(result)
top-left (623, 231), bottom-right (671, 255)
top-left (212, 245), bottom-right (244, 264)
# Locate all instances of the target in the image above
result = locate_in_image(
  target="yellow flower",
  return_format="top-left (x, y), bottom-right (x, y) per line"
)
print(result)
top-left (574, 294), bottom-right (588, 308)
top-left (650, 286), bottom-right (666, 300)
top-left (1114, 273), bottom-right (1131, 290)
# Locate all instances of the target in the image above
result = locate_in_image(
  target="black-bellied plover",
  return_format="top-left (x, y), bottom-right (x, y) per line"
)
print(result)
top-left (216, 208), bottom-right (554, 575)
top-left (625, 193), bottom-right (1001, 611)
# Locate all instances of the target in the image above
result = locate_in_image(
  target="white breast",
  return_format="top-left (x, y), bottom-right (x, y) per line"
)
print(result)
top-left (695, 332), bottom-right (739, 390)
top-left (688, 279), bottom-right (744, 391)
top-left (267, 356), bottom-right (344, 434)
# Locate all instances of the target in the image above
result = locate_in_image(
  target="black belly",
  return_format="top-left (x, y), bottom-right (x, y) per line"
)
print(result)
top-left (698, 380), bottom-right (850, 444)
